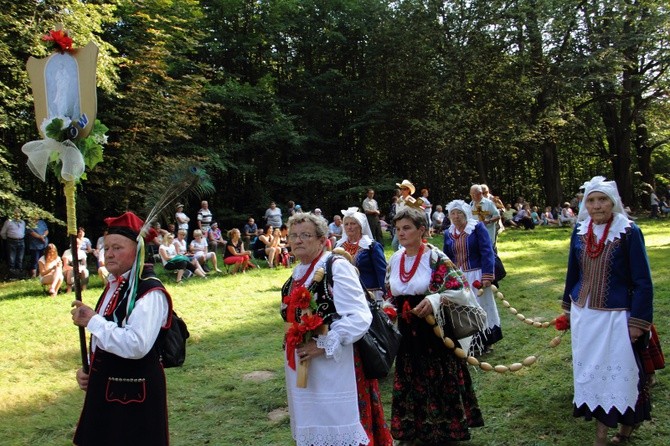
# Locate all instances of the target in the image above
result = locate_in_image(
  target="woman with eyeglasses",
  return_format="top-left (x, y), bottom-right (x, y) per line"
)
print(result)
top-left (280, 212), bottom-right (392, 446)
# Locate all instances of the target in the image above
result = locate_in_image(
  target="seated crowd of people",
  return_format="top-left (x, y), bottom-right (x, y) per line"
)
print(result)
top-left (22, 226), bottom-right (100, 296)
top-left (3, 188), bottom-right (596, 292)
top-left (498, 199), bottom-right (578, 230)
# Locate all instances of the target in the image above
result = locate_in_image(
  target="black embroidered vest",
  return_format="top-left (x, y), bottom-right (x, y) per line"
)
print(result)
top-left (280, 257), bottom-right (341, 327)
top-left (95, 265), bottom-right (168, 327)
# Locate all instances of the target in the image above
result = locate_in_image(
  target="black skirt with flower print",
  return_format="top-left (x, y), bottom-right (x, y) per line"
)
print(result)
top-left (391, 294), bottom-right (484, 443)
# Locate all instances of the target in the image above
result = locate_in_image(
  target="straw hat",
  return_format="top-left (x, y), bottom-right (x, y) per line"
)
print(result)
top-left (395, 179), bottom-right (416, 195)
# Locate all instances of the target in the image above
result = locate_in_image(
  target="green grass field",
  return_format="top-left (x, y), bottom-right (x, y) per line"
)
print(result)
top-left (1, 220), bottom-right (668, 445)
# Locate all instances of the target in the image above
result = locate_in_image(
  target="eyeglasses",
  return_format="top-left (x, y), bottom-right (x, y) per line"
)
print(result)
top-left (288, 233), bottom-right (315, 242)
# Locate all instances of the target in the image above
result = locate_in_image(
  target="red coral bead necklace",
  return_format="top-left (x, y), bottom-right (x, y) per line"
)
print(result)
top-left (399, 243), bottom-right (425, 283)
top-left (585, 215), bottom-right (614, 258)
top-left (342, 239), bottom-right (360, 256)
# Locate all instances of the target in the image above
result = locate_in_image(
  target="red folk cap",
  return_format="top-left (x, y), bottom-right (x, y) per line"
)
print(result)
top-left (104, 211), bottom-right (157, 243)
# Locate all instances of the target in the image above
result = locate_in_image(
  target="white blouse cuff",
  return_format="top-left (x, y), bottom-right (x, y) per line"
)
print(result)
top-left (316, 330), bottom-right (342, 362)
top-left (86, 314), bottom-right (108, 334)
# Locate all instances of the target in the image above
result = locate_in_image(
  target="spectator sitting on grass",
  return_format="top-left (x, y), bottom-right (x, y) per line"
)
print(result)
top-left (243, 217), bottom-right (260, 246)
top-left (190, 229), bottom-right (221, 273)
top-left (541, 206), bottom-right (561, 226)
top-left (660, 197), bottom-right (670, 217)
top-left (38, 243), bottom-right (63, 297)
top-left (62, 238), bottom-right (89, 293)
top-left (160, 233), bottom-right (205, 282)
top-left (207, 222), bottom-right (226, 254)
top-left (514, 203), bottom-right (536, 230)
top-left (559, 202), bottom-right (577, 227)
top-left (502, 203), bottom-right (517, 228)
top-left (530, 206), bottom-right (541, 226)
top-left (224, 228), bottom-right (256, 273)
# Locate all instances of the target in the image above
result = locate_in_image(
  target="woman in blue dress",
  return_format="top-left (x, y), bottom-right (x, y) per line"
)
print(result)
top-left (443, 200), bottom-right (501, 354)
top-left (336, 207), bottom-right (387, 301)
top-left (562, 176), bottom-right (654, 445)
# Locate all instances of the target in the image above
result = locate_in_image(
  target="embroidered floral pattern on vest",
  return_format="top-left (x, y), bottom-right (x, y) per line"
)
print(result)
top-left (577, 235), bottom-right (619, 309)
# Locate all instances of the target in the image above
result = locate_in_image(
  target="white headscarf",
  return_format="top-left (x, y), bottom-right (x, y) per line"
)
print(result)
top-left (446, 200), bottom-right (477, 236)
top-left (577, 176), bottom-right (628, 222)
top-left (336, 206), bottom-right (374, 249)
top-left (576, 176), bottom-right (632, 242)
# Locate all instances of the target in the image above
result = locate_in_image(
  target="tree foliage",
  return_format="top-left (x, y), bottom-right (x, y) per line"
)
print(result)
top-left (1, 0), bottom-right (669, 229)
top-left (0, 0), bottom-right (119, 225)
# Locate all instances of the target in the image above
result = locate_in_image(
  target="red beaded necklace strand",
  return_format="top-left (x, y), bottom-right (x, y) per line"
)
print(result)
top-left (291, 254), bottom-right (321, 289)
top-left (342, 240), bottom-right (360, 256)
top-left (585, 215), bottom-right (614, 258)
top-left (399, 243), bottom-right (426, 283)
top-left (103, 277), bottom-right (125, 316)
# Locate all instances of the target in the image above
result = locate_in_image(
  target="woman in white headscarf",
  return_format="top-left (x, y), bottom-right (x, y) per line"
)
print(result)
top-left (443, 200), bottom-right (500, 354)
top-left (336, 207), bottom-right (387, 301)
top-left (562, 176), bottom-right (654, 445)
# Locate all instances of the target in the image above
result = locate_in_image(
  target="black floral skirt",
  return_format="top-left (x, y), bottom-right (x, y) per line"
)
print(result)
top-left (391, 294), bottom-right (484, 443)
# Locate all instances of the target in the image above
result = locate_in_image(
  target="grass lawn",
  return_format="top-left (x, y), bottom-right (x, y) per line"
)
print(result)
top-left (0, 219), bottom-right (668, 445)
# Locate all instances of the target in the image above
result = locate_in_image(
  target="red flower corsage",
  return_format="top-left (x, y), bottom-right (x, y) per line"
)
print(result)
top-left (300, 313), bottom-right (324, 331)
top-left (383, 306), bottom-right (398, 321)
top-left (290, 286), bottom-right (312, 309)
top-left (555, 314), bottom-right (570, 331)
top-left (284, 285), bottom-right (316, 323)
top-left (284, 286), bottom-right (324, 370)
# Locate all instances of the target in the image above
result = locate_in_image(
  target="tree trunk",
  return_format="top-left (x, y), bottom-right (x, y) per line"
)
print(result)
top-left (525, 0), bottom-right (564, 208)
top-left (541, 140), bottom-right (562, 207)
top-left (600, 97), bottom-right (634, 206)
top-left (634, 107), bottom-right (654, 194)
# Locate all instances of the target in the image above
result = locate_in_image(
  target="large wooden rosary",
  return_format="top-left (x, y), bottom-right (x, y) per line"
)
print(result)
top-left (418, 285), bottom-right (566, 373)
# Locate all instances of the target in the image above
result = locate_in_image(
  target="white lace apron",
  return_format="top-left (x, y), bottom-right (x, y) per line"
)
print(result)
top-left (571, 300), bottom-right (639, 413)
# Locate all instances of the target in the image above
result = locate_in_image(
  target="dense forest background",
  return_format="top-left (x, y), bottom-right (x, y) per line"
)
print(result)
top-left (1, 0), bottom-right (669, 232)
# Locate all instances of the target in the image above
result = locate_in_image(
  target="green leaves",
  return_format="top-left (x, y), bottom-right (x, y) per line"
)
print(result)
top-left (79, 134), bottom-right (104, 172)
top-left (40, 117), bottom-right (107, 182)
top-left (2, 0), bottom-right (670, 222)
top-left (44, 118), bottom-right (69, 141)
top-left (82, 120), bottom-right (108, 170)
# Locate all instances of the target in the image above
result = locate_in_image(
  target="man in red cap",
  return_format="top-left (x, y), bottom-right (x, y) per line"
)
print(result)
top-left (71, 211), bottom-right (172, 445)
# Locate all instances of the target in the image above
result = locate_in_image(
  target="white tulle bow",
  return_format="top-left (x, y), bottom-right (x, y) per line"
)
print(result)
top-left (21, 137), bottom-right (85, 182)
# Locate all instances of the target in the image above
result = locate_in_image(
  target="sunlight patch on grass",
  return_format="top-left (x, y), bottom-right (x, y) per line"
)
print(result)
top-left (1, 221), bottom-right (668, 445)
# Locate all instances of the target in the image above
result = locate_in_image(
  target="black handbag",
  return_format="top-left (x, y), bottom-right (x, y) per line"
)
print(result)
top-left (356, 299), bottom-right (402, 379)
top-left (326, 256), bottom-right (401, 379)
top-left (156, 310), bottom-right (190, 368)
top-left (494, 254), bottom-right (506, 281)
